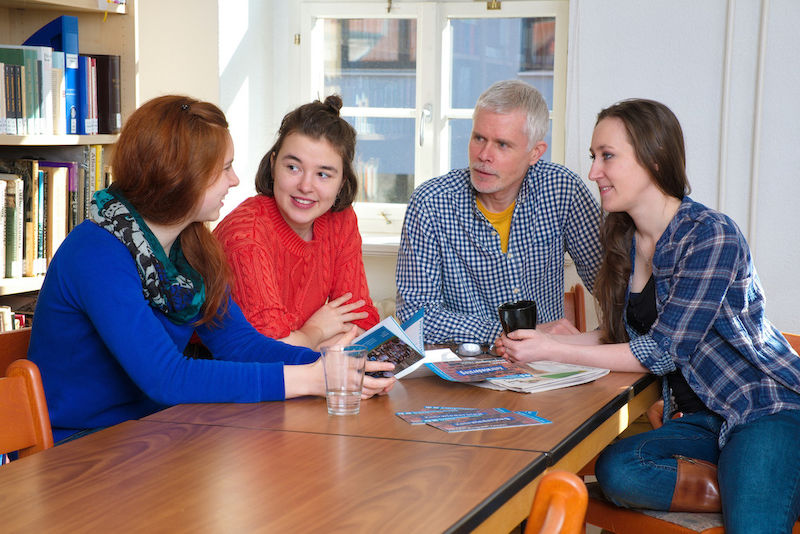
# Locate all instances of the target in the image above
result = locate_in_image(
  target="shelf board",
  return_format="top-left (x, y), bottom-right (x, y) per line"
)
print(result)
top-left (0, 276), bottom-right (44, 296)
top-left (0, 0), bottom-right (126, 14)
top-left (0, 134), bottom-right (118, 146)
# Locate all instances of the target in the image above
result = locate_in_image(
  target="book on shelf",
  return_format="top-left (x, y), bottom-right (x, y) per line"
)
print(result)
top-left (77, 55), bottom-right (96, 135)
top-left (0, 305), bottom-right (12, 331)
top-left (36, 169), bottom-right (45, 275)
top-left (0, 62), bottom-right (5, 135)
top-left (24, 15), bottom-right (80, 135)
top-left (89, 54), bottom-right (121, 134)
top-left (0, 173), bottom-right (23, 279)
top-left (17, 44), bottom-right (53, 135)
top-left (39, 160), bottom-right (79, 232)
top-left (0, 46), bottom-right (36, 135)
top-left (2, 64), bottom-right (20, 135)
top-left (0, 159), bottom-right (37, 277)
top-left (51, 51), bottom-right (67, 135)
top-left (39, 163), bottom-right (68, 263)
top-left (0, 44), bottom-right (55, 136)
top-left (94, 145), bottom-right (105, 191)
top-left (0, 179), bottom-right (5, 268)
top-left (75, 145), bottom-right (109, 220)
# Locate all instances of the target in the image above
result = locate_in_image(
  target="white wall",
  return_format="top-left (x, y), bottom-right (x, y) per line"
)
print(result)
top-left (135, 0), bottom-right (220, 105)
top-left (217, 0), bottom-right (299, 220)
top-left (217, 0), bottom-right (800, 331)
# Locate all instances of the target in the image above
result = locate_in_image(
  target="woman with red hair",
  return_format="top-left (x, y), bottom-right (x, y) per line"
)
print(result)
top-left (28, 95), bottom-right (395, 442)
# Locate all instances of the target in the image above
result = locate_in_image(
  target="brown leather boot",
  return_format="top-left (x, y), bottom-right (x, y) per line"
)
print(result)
top-left (669, 456), bottom-right (721, 512)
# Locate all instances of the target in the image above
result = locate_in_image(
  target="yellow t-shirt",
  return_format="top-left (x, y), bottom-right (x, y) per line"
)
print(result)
top-left (476, 198), bottom-right (516, 254)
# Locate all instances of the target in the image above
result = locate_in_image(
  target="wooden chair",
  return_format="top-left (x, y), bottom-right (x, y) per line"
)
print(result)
top-left (525, 470), bottom-right (588, 534)
top-left (0, 327), bottom-right (32, 375)
top-left (584, 331), bottom-right (800, 533)
top-left (0, 359), bottom-right (54, 459)
top-left (564, 284), bottom-right (587, 332)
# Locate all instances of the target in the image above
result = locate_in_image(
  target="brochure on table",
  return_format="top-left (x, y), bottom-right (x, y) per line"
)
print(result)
top-left (470, 360), bottom-right (610, 393)
top-left (424, 358), bottom-right (535, 383)
top-left (355, 309), bottom-right (460, 379)
top-left (395, 405), bottom-right (552, 433)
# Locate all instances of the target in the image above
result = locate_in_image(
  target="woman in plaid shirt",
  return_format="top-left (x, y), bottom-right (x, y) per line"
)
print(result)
top-left (496, 99), bottom-right (800, 532)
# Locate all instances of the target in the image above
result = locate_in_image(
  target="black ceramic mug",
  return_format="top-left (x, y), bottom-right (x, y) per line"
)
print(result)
top-left (498, 300), bottom-right (537, 334)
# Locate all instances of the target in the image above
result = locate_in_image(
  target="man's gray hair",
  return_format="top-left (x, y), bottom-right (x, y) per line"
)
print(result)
top-left (473, 80), bottom-right (549, 149)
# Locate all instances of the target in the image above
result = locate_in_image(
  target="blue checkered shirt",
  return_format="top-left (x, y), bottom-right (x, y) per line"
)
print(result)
top-left (396, 161), bottom-right (602, 344)
top-left (626, 197), bottom-right (800, 447)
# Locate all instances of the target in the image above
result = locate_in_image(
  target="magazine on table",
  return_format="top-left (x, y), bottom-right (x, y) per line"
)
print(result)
top-left (470, 360), bottom-right (610, 393)
top-left (424, 358), bottom-right (535, 382)
top-left (425, 408), bottom-right (551, 433)
top-left (395, 405), bottom-right (552, 432)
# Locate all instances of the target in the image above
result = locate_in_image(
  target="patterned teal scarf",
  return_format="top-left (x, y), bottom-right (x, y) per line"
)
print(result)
top-left (90, 187), bottom-right (205, 324)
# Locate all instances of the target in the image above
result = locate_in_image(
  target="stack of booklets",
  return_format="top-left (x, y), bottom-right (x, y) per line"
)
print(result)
top-left (396, 405), bottom-right (551, 433)
top-left (468, 360), bottom-right (610, 393)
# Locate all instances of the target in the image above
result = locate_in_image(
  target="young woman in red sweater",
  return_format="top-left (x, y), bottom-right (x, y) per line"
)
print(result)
top-left (214, 96), bottom-right (379, 350)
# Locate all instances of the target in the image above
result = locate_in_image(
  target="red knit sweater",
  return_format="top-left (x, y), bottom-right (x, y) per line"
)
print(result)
top-left (213, 195), bottom-right (379, 339)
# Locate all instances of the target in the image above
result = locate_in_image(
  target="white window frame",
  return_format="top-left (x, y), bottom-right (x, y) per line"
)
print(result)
top-left (298, 1), bottom-right (569, 238)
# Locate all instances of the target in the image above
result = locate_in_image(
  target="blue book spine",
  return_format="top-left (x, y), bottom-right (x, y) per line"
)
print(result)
top-left (77, 56), bottom-right (91, 135)
top-left (23, 15), bottom-right (79, 134)
top-left (64, 53), bottom-right (78, 134)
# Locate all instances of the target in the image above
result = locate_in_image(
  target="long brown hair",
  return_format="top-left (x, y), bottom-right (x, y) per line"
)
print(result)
top-left (111, 95), bottom-right (232, 325)
top-left (594, 99), bottom-right (690, 343)
top-left (255, 95), bottom-right (358, 211)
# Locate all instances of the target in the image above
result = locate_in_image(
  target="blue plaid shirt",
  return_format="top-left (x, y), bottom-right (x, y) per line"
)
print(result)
top-left (396, 161), bottom-right (602, 344)
top-left (627, 197), bottom-right (800, 447)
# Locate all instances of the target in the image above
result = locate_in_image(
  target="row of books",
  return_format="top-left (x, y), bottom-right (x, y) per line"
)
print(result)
top-left (0, 146), bottom-right (111, 279)
top-left (0, 305), bottom-right (28, 331)
top-left (0, 15), bottom-right (121, 136)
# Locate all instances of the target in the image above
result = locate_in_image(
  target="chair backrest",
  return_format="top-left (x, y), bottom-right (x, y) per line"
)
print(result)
top-left (564, 284), bottom-right (587, 333)
top-left (783, 332), bottom-right (800, 353)
top-left (524, 470), bottom-right (588, 534)
top-left (0, 359), bottom-right (54, 458)
top-left (0, 327), bottom-right (32, 375)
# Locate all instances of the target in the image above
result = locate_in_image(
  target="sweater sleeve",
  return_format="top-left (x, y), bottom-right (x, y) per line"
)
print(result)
top-left (41, 225), bottom-right (294, 405)
top-left (330, 208), bottom-right (380, 330)
top-left (216, 214), bottom-right (299, 339)
top-left (196, 297), bottom-right (319, 365)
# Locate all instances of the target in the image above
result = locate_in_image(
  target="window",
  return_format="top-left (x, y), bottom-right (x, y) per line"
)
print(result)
top-left (300, 1), bottom-right (568, 235)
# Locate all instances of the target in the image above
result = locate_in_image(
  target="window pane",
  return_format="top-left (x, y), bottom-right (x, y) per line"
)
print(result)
top-left (324, 19), bottom-right (416, 108)
top-left (449, 118), bottom-right (553, 171)
top-left (346, 116), bottom-right (415, 203)
top-left (450, 17), bottom-right (555, 109)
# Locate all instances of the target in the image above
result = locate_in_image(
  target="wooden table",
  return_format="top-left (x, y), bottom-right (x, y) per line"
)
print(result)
top-left (0, 420), bottom-right (546, 533)
top-left (146, 373), bottom-right (656, 458)
top-left (0, 372), bottom-right (657, 533)
top-left (146, 371), bottom-right (658, 532)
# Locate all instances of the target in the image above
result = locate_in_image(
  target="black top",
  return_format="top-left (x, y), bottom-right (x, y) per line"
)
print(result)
top-left (627, 275), bottom-right (707, 415)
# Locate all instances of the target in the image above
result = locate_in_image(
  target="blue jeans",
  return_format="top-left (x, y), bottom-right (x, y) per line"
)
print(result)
top-left (595, 409), bottom-right (800, 534)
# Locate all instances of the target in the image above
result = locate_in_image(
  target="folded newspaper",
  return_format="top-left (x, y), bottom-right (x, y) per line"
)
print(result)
top-left (470, 360), bottom-right (610, 393)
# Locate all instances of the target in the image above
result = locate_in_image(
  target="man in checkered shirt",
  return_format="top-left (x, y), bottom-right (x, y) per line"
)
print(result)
top-left (396, 80), bottom-right (602, 344)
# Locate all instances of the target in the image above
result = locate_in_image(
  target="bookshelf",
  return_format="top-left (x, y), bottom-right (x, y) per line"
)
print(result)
top-left (0, 0), bottom-right (134, 299)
